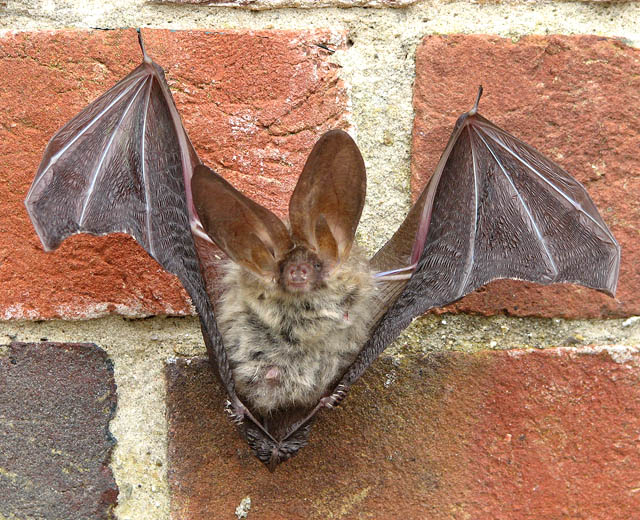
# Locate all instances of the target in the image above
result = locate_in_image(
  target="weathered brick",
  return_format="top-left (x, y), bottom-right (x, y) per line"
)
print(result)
top-left (0, 29), bottom-right (348, 319)
top-left (0, 342), bottom-right (117, 519)
top-left (166, 346), bottom-right (640, 519)
top-left (413, 35), bottom-right (640, 318)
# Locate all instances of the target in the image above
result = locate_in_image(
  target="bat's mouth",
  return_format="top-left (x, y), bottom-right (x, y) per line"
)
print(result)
top-left (286, 280), bottom-right (310, 292)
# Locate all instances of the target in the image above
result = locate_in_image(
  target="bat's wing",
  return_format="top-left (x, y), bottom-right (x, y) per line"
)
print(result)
top-left (330, 88), bottom-right (620, 399)
top-left (24, 32), bottom-right (359, 470)
top-left (25, 31), bottom-right (298, 467)
top-left (24, 31), bottom-right (239, 409)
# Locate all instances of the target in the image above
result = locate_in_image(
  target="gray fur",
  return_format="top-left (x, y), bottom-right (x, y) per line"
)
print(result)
top-left (217, 247), bottom-right (376, 415)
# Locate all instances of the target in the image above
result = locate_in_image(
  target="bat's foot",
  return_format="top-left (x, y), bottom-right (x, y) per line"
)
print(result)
top-left (224, 399), bottom-right (246, 425)
top-left (320, 384), bottom-right (347, 409)
top-left (226, 397), bottom-right (279, 446)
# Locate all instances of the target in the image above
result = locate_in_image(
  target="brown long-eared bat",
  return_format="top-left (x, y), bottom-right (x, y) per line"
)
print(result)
top-left (24, 31), bottom-right (620, 470)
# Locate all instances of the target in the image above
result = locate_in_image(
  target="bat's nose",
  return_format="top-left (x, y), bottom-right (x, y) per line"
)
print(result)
top-left (289, 262), bottom-right (311, 283)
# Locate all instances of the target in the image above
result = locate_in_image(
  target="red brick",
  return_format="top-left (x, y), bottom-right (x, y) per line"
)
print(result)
top-left (0, 29), bottom-right (348, 318)
top-left (0, 342), bottom-right (117, 519)
top-left (166, 346), bottom-right (640, 519)
top-left (413, 35), bottom-right (640, 318)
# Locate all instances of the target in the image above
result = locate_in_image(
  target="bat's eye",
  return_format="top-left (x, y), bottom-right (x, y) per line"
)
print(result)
top-left (314, 263), bottom-right (322, 270)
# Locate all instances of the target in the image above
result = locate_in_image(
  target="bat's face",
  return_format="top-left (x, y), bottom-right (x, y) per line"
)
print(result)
top-left (277, 246), bottom-right (328, 293)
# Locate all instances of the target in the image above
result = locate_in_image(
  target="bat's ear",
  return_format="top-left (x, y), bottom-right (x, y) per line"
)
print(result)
top-left (192, 165), bottom-right (293, 278)
top-left (289, 130), bottom-right (366, 267)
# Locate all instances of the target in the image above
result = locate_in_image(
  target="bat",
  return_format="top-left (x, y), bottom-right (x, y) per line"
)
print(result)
top-left (25, 31), bottom-right (620, 470)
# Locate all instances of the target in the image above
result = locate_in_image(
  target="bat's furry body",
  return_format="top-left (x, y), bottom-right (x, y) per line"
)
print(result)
top-left (218, 247), bottom-right (375, 414)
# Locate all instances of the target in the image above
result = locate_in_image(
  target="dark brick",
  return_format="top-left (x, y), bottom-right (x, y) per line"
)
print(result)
top-left (413, 35), bottom-right (640, 318)
top-left (166, 346), bottom-right (640, 519)
top-left (0, 342), bottom-right (118, 520)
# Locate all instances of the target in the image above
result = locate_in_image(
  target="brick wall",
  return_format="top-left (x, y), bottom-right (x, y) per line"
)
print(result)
top-left (1, 1), bottom-right (639, 519)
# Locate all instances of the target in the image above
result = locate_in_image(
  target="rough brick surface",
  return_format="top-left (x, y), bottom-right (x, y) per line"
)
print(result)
top-left (413, 35), bottom-right (640, 318)
top-left (0, 29), bottom-right (348, 319)
top-left (168, 0), bottom-right (417, 7)
top-left (166, 346), bottom-right (640, 519)
top-left (0, 342), bottom-right (117, 519)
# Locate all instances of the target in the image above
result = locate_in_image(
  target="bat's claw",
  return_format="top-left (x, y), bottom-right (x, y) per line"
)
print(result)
top-left (321, 384), bottom-right (348, 409)
top-left (224, 399), bottom-right (246, 425)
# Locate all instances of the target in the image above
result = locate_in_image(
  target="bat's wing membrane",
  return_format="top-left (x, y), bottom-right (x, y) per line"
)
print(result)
top-left (341, 104), bottom-right (620, 388)
top-left (24, 36), bottom-right (345, 469)
top-left (24, 40), bottom-right (236, 395)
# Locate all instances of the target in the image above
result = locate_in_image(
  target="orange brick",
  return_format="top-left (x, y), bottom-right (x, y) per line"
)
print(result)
top-left (0, 29), bottom-right (348, 318)
top-left (412, 35), bottom-right (640, 318)
top-left (166, 346), bottom-right (640, 519)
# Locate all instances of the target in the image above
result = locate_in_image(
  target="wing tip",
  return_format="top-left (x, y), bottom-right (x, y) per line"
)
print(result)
top-left (24, 199), bottom-right (51, 252)
top-left (600, 239), bottom-right (622, 298)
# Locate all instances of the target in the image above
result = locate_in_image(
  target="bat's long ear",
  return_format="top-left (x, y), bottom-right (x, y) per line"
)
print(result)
top-left (289, 130), bottom-right (366, 267)
top-left (192, 165), bottom-right (293, 278)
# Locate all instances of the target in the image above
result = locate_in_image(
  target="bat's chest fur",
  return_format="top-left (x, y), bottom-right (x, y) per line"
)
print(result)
top-left (217, 254), bottom-right (376, 415)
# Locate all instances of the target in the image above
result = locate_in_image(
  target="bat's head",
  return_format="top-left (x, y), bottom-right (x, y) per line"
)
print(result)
top-left (192, 130), bottom-right (367, 289)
